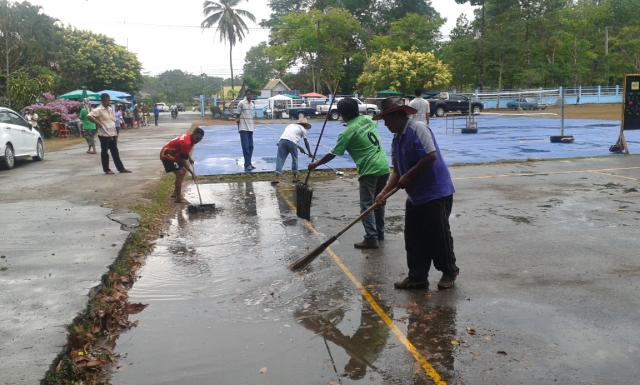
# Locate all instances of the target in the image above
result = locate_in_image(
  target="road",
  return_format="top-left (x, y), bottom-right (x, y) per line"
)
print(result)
top-left (112, 155), bottom-right (640, 384)
top-left (0, 113), bottom-right (195, 385)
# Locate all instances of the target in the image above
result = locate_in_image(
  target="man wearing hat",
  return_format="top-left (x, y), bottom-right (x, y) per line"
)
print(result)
top-left (374, 97), bottom-right (459, 290)
top-left (272, 117), bottom-right (313, 184)
top-left (309, 97), bottom-right (390, 249)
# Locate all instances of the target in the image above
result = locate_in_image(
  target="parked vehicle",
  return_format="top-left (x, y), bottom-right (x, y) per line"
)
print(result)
top-left (316, 97), bottom-right (380, 120)
top-left (0, 107), bottom-right (44, 170)
top-left (155, 102), bottom-right (170, 112)
top-left (428, 92), bottom-right (484, 117)
top-left (287, 106), bottom-right (316, 119)
top-left (506, 97), bottom-right (546, 110)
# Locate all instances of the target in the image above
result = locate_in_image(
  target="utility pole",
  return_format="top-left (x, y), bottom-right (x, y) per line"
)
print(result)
top-left (604, 26), bottom-right (609, 84)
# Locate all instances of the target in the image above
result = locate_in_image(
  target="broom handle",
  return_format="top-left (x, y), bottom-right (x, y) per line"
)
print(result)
top-left (191, 168), bottom-right (203, 205)
top-left (304, 81), bottom-right (339, 186)
top-left (334, 187), bottom-right (399, 239)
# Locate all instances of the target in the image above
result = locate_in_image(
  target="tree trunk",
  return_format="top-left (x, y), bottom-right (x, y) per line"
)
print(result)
top-left (5, 36), bottom-right (10, 107)
top-left (230, 44), bottom-right (234, 91)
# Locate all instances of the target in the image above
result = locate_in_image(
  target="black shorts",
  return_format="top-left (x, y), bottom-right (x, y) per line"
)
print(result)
top-left (162, 159), bottom-right (182, 173)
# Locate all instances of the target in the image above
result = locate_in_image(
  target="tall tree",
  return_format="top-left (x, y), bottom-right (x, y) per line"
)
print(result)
top-left (242, 42), bottom-right (281, 91)
top-left (201, 0), bottom-right (256, 91)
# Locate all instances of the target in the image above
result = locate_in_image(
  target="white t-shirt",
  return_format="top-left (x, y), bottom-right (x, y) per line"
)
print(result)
top-left (237, 98), bottom-right (255, 132)
top-left (408, 97), bottom-right (430, 124)
top-left (280, 123), bottom-right (308, 143)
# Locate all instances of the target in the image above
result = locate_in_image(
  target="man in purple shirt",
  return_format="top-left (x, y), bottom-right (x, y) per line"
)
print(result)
top-left (374, 97), bottom-right (459, 290)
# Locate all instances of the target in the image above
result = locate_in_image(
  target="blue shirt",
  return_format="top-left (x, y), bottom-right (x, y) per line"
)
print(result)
top-left (392, 121), bottom-right (455, 205)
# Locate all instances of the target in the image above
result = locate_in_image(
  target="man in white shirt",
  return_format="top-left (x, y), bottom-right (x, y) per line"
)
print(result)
top-left (88, 93), bottom-right (131, 175)
top-left (272, 117), bottom-right (312, 184)
top-left (408, 88), bottom-right (430, 125)
top-left (236, 89), bottom-right (256, 172)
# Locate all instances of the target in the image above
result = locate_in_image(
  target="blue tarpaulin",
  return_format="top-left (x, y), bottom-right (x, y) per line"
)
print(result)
top-left (193, 115), bottom-right (632, 176)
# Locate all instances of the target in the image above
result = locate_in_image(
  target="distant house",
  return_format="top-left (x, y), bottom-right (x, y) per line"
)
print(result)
top-left (260, 79), bottom-right (290, 98)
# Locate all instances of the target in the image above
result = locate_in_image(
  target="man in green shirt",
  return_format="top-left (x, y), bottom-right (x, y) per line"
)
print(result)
top-left (79, 100), bottom-right (97, 154)
top-left (309, 98), bottom-right (390, 249)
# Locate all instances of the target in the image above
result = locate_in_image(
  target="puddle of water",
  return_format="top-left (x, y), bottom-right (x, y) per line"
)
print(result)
top-left (111, 181), bottom-right (463, 385)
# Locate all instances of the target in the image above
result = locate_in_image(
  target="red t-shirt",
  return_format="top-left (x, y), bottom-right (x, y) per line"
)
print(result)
top-left (160, 133), bottom-right (193, 161)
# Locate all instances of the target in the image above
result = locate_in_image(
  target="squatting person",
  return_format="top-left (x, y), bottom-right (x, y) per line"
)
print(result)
top-left (88, 93), bottom-right (131, 175)
top-left (374, 97), bottom-right (459, 290)
top-left (160, 127), bottom-right (205, 203)
top-left (271, 117), bottom-right (312, 184)
top-left (308, 98), bottom-right (390, 249)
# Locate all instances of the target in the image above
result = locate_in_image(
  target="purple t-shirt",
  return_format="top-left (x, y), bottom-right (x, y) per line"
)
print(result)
top-left (391, 121), bottom-right (455, 205)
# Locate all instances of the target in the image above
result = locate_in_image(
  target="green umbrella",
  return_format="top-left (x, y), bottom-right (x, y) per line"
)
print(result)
top-left (58, 89), bottom-right (100, 100)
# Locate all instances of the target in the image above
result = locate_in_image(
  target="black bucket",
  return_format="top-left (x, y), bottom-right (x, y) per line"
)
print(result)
top-left (295, 183), bottom-right (313, 220)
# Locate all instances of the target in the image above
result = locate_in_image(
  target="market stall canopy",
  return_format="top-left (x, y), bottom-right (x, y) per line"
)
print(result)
top-left (58, 89), bottom-right (99, 100)
top-left (376, 89), bottom-right (402, 98)
top-left (98, 90), bottom-right (132, 99)
top-left (281, 93), bottom-right (302, 100)
top-left (268, 94), bottom-right (293, 101)
top-left (300, 92), bottom-right (327, 99)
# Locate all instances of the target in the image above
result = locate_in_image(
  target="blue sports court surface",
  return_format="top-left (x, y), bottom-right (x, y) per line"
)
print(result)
top-left (193, 115), bottom-right (634, 176)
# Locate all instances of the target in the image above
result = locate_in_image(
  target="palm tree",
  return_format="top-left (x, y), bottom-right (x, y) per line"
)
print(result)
top-left (201, 0), bottom-right (255, 91)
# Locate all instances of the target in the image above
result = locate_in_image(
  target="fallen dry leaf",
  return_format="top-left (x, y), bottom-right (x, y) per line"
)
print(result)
top-left (466, 327), bottom-right (477, 335)
top-left (125, 303), bottom-right (148, 315)
top-left (451, 339), bottom-right (460, 346)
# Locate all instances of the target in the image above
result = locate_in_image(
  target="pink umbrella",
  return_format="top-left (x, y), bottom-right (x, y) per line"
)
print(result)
top-left (300, 92), bottom-right (327, 98)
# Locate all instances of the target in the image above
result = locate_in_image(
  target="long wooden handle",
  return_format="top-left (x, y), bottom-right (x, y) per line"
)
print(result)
top-left (304, 81), bottom-right (339, 186)
top-left (192, 170), bottom-right (203, 205)
top-left (334, 187), bottom-right (399, 239)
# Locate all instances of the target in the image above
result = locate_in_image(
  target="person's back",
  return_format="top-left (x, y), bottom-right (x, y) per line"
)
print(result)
top-left (408, 90), bottom-right (430, 124)
top-left (332, 114), bottom-right (388, 177)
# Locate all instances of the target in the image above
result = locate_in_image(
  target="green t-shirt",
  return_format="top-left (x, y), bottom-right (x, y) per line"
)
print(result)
top-left (331, 115), bottom-right (389, 177)
top-left (79, 107), bottom-right (96, 131)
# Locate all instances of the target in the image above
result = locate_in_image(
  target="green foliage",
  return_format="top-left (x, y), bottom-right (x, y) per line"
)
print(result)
top-left (357, 48), bottom-right (451, 95)
top-left (7, 69), bottom-right (55, 111)
top-left (142, 71), bottom-right (223, 104)
top-left (58, 28), bottom-right (143, 94)
top-left (268, 8), bottom-right (364, 93)
top-left (368, 13), bottom-right (444, 53)
top-left (242, 43), bottom-right (280, 90)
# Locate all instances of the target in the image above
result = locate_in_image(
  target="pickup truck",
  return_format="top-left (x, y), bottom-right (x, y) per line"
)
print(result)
top-left (428, 92), bottom-right (483, 117)
top-left (506, 97), bottom-right (546, 110)
top-left (316, 97), bottom-right (380, 120)
top-left (287, 106), bottom-right (316, 119)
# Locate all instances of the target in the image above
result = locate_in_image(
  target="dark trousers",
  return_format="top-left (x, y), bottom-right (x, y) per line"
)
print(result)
top-left (405, 195), bottom-right (458, 281)
top-left (239, 130), bottom-right (254, 169)
top-left (98, 136), bottom-right (125, 173)
top-left (359, 174), bottom-right (389, 243)
top-left (154, 114), bottom-right (159, 126)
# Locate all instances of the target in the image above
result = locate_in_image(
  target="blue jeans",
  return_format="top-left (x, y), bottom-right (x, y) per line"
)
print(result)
top-left (239, 130), bottom-right (254, 169)
top-left (359, 174), bottom-right (389, 244)
top-left (275, 139), bottom-right (298, 175)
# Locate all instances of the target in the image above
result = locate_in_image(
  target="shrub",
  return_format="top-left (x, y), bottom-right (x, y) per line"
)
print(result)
top-left (22, 96), bottom-right (81, 138)
top-left (210, 105), bottom-right (223, 118)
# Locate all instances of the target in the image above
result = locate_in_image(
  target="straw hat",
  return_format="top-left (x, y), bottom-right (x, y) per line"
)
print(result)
top-left (373, 97), bottom-right (417, 120)
top-left (296, 116), bottom-right (312, 129)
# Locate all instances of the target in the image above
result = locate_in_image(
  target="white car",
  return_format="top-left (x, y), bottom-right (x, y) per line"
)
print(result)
top-left (0, 107), bottom-right (44, 169)
top-left (155, 103), bottom-right (170, 112)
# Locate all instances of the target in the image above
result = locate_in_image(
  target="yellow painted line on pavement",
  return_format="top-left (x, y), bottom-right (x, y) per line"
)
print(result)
top-left (278, 191), bottom-right (446, 385)
top-left (452, 166), bottom-right (640, 181)
top-left (589, 170), bottom-right (640, 182)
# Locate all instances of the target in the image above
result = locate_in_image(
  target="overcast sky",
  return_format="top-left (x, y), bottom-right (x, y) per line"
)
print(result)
top-left (29, 0), bottom-right (476, 77)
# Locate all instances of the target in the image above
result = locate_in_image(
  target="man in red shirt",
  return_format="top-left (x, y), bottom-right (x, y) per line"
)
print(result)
top-left (160, 127), bottom-right (205, 203)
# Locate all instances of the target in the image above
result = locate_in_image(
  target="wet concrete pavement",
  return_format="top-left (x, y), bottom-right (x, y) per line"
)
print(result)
top-left (0, 114), bottom-right (194, 385)
top-left (113, 155), bottom-right (640, 385)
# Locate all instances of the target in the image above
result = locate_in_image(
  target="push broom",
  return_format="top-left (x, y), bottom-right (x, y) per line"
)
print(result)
top-left (295, 82), bottom-right (339, 220)
top-left (289, 187), bottom-right (399, 271)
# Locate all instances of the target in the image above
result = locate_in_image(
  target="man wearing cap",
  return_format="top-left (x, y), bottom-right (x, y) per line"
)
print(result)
top-left (374, 97), bottom-right (459, 290)
top-left (272, 117), bottom-right (312, 184)
top-left (308, 97), bottom-right (390, 250)
top-left (88, 93), bottom-right (132, 175)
